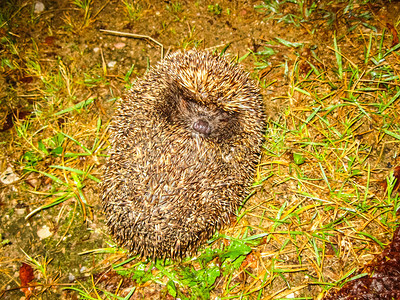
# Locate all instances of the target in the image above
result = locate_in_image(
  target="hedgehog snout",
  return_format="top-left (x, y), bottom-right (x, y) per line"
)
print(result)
top-left (192, 119), bottom-right (212, 136)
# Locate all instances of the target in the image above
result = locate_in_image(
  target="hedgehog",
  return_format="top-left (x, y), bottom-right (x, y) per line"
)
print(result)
top-left (101, 50), bottom-right (265, 259)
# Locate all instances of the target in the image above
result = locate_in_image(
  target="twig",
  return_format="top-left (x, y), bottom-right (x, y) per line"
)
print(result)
top-left (0, 2), bottom-right (28, 29)
top-left (100, 29), bottom-right (164, 59)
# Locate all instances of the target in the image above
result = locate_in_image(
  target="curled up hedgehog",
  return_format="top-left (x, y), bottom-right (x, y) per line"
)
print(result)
top-left (101, 50), bottom-right (265, 259)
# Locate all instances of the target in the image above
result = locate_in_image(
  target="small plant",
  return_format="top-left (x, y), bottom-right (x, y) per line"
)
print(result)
top-left (166, 1), bottom-right (183, 14)
top-left (0, 233), bottom-right (10, 247)
top-left (255, 0), bottom-right (317, 27)
top-left (102, 234), bottom-right (259, 299)
top-left (71, 0), bottom-right (93, 28)
top-left (122, 0), bottom-right (142, 22)
top-left (252, 46), bottom-right (275, 70)
top-left (20, 250), bottom-right (62, 297)
top-left (208, 3), bottom-right (222, 15)
top-left (181, 25), bottom-right (203, 49)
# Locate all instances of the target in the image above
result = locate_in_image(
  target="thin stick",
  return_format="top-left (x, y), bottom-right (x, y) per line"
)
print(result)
top-left (100, 29), bottom-right (164, 59)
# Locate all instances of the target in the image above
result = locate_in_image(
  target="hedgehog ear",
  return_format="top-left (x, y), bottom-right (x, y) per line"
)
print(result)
top-left (178, 95), bottom-right (189, 111)
top-left (164, 80), bottom-right (186, 104)
top-left (165, 80), bottom-right (197, 111)
top-left (156, 80), bottom-right (189, 123)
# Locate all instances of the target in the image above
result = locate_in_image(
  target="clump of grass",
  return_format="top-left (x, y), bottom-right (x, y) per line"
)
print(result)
top-left (65, 0), bottom-right (108, 30)
top-left (122, 0), bottom-right (143, 22)
top-left (208, 3), bottom-right (222, 16)
top-left (255, 0), bottom-right (375, 32)
top-left (69, 0), bottom-right (93, 29)
top-left (255, 0), bottom-right (317, 26)
top-left (166, 1), bottom-right (183, 14)
top-left (181, 25), bottom-right (203, 49)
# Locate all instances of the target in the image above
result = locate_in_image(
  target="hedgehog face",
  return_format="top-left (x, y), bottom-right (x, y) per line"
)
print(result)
top-left (177, 96), bottom-right (232, 138)
top-left (158, 81), bottom-right (239, 142)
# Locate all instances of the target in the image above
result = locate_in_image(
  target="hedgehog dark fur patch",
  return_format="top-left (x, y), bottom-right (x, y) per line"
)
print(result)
top-left (101, 50), bottom-right (265, 259)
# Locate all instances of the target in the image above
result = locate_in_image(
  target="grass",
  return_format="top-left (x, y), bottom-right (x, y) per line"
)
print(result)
top-left (122, 0), bottom-right (143, 22)
top-left (207, 4), bottom-right (223, 16)
top-left (166, 1), bottom-right (183, 14)
top-left (253, 21), bottom-right (400, 297)
top-left (0, 0), bottom-right (399, 299)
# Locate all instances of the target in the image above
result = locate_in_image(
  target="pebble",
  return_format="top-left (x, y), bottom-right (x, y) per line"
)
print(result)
top-left (107, 61), bottom-right (117, 68)
top-left (0, 166), bottom-right (20, 185)
top-left (15, 208), bottom-right (26, 215)
top-left (34, 1), bottom-right (45, 13)
top-left (114, 42), bottom-right (126, 49)
top-left (37, 225), bottom-right (52, 240)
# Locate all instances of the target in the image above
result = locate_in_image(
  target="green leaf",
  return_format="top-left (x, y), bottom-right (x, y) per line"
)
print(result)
top-left (22, 151), bottom-right (42, 166)
top-left (275, 37), bottom-right (303, 48)
top-left (221, 239), bottom-right (251, 261)
top-left (256, 47), bottom-right (275, 57)
top-left (167, 280), bottom-right (177, 297)
top-left (54, 97), bottom-right (95, 116)
top-left (293, 153), bottom-right (305, 165)
top-left (38, 140), bottom-right (48, 155)
top-left (51, 146), bottom-right (63, 156)
top-left (49, 165), bottom-right (101, 183)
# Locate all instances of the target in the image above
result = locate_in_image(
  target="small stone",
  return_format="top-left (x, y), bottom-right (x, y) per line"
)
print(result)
top-left (93, 47), bottom-right (100, 53)
top-left (34, 1), bottom-right (45, 13)
top-left (37, 225), bottom-right (52, 240)
top-left (15, 208), bottom-right (26, 215)
top-left (0, 167), bottom-right (20, 185)
top-left (114, 42), bottom-right (126, 49)
top-left (107, 61), bottom-right (117, 68)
